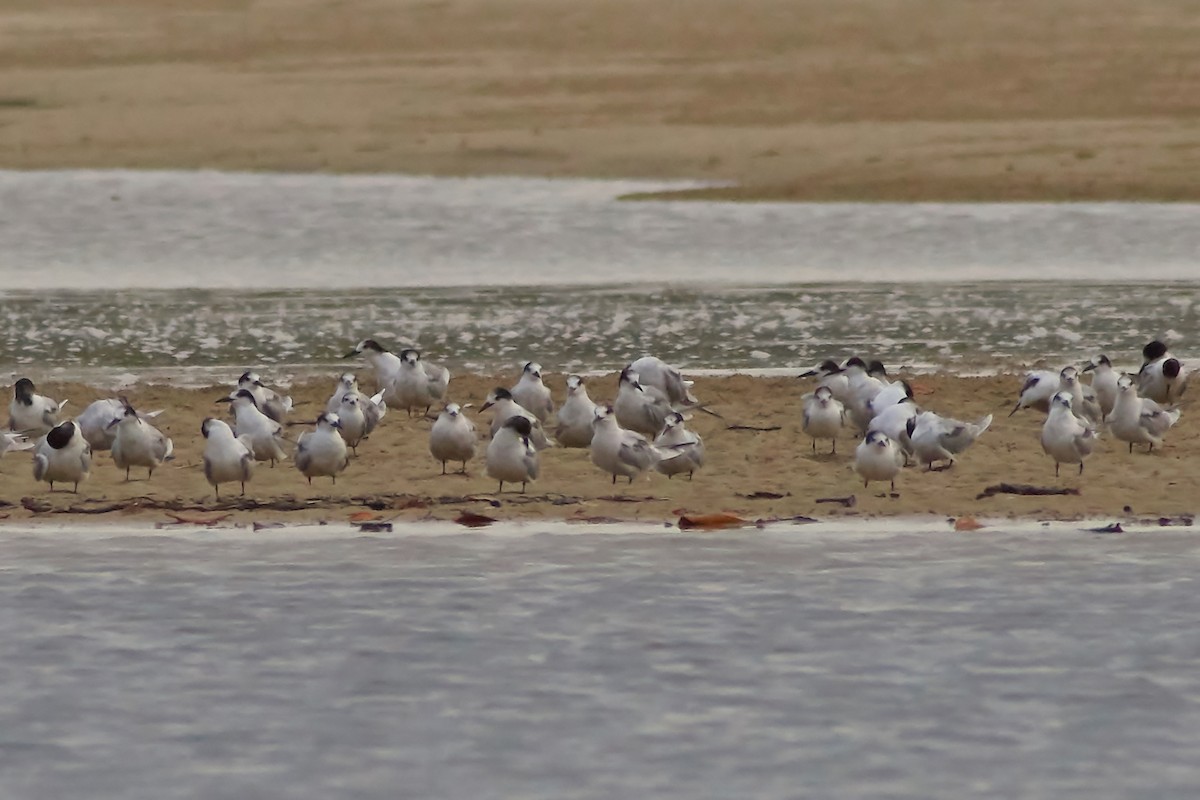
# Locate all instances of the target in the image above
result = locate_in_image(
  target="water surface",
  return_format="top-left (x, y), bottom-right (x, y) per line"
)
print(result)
top-left (2, 520), bottom-right (1199, 799)
top-left (1, 171), bottom-right (1198, 380)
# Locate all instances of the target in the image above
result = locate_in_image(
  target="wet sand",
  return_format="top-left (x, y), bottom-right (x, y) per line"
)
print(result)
top-left (4, 373), bottom-right (1195, 528)
top-left (2, 0), bottom-right (1199, 201)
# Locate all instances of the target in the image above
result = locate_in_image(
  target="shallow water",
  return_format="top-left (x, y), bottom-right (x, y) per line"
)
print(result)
top-left (1, 171), bottom-right (1198, 380)
top-left (3, 521), bottom-right (1200, 799)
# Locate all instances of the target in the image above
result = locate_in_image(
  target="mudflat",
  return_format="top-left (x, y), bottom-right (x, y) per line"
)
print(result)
top-left (1, 0), bottom-right (1198, 200)
top-left (4, 373), bottom-right (1195, 527)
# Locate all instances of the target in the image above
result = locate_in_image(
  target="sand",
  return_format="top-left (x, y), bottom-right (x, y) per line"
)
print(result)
top-left (2, 0), bottom-right (1199, 200)
top-left (3, 373), bottom-right (1196, 528)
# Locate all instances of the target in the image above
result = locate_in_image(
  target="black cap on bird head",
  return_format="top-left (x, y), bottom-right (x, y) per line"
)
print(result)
top-left (504, 416), bottom-right (533, 438)
top-left (1163, 358), bottom-right (1183, 379)
top-left (1143, 340), bottom-right (1169, 362)
top-left (46, 421), bottom-right (76, 449)
top-left (200, 417), bottom-right (215, 438)
top-left (843, 357), bottom-right (867, 370)
top-left (867, 360), bottom-right (888, 377)
top-left (13, 378), bottom-right (35, 404)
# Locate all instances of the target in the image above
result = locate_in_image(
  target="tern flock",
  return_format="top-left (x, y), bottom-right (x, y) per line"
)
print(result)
top-left (4, 337), bottom-right (1189, 499)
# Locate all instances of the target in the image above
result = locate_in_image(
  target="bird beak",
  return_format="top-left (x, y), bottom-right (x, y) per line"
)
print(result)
top-left (106, 418), bottom-right (121, 429)
top-left (797, 369), bottom-right (818, 378)
top-left (342, 348), bottom-right (360, 359)
top-left (1081, 362), bottom-right (1095, 373)
top-left (214, 396), bottom-right (234, 404)
top-left (479, 401), bottom-right (493, 412)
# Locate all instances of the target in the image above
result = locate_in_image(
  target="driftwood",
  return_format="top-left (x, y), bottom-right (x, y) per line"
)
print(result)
top-left (975, 483), bottom-right (1081, 500)
top-left (754, 515), bottom-right (818, 527)
top-left (726, 425), bottom-right (782, 432)
top-left (737, 491), bottom-right (788, 500)
top-left (815, 495), bottom-right (857, 508)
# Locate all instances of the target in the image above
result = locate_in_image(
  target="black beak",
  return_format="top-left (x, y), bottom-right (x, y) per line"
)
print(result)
top-left (1081, 362), bottom-right (1095, 373)
top-left (342, 349), bottom-right (360, 359)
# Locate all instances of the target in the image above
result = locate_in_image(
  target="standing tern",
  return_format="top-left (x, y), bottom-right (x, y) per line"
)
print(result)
top-left (1109, 374), bottom-right (1181, 453)
top-left (1040, 391), bottom-right (1098, 476)
top-left (510, 361), bottom-right (554, 423)
top-left (221, 389), bottom-right (288, 466)
top-left (32, 420), bottom-right (91, 492)
top-left (1081, 355), bottom-right (1119, 420)
top-left (853, 430), bottom-right (902, 492)
top-left (76, 398), bottom-right (164, 451)
top-left (653, 411), bottom-right (704, 480)
top-left (910, 411), bottom-right (992, 470)
top-left (486, 415), bottom-right (539, 493)
top-left (295, 412), bottom-right (349, 485)
top-left (430, 402), bottom-right (478, 474)
top-left (200, 417), bottom-right (255, 498)
top-left (614, 368), bottom-right (674, 439)
top-left (110, 403), bottom-right (174, 480)
top-left (554, 375), bottom-right (597, 448)
top-left (590, 404), bottom-right (663, 484)
top-left (801, 385), bottom-right (846, 454)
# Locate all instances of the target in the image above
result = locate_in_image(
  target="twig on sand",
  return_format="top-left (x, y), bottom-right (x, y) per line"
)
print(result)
top-left (815, 495), bottom-right (857, 508)
top-left (726, 424), bottom-right (781, 432)
top-left (976, 483), bottom-right (1081, 500)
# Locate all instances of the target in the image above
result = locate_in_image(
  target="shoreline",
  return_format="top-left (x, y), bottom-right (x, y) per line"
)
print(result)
top-left (3, 373), bottom-right (1196, 527)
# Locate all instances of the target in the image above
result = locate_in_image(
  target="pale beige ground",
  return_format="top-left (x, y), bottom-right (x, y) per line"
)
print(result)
top-left (3, 373), bottom-right (1196, 528)
top-left (2, 0), bottom-right (1199, 200)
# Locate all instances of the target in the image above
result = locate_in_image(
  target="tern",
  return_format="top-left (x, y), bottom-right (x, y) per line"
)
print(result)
top-left (76, 398), bottom-right (164, 451)
top-left (1138, 340), bottom-right (1187, 404)
top-left (110, 402), bottom-right (174, 480)
top-left (590, 404), bottom-right (663, 484)
top-left (9, 378), bottom-right (66, 435)
top-left (220, 389), bottom-right (288, 466)
top-left (1081, 355), bottom-right (1119, 420)
top-left (236, 372), bottom-right (293, 423)
top-left (1040, 391), bottom-right (1098, 476)
top-left (910, 411), bottom-right (992, 470)
top-left (853, 430), bottom-right (902, 492)
top-left (32, 420), bottom-right (91, 492)
top-left (799, 359), bottom-right (851, 404)
top-left (1109, 374), bottom-right (1181, 453)
top-left (614, 368), bottom-right (674, 439)
top-left (430, 402), bottom-right (478, 474)
top-left (801, 385), bottom-right (846, 454)
top-left (626, 356), bottom-right (698, 406)
top-left (654, 411), bottom-right (704, 480)
top-left (486, 415), bottom-right (539, 493)
top-left (200, 417), bottom-right (255, 498)
top-left (510, 361), bottom-right (554, 423)
top-left (554, 375), bottom-right (597, 448)
top-left (295, 412), bottom-right (349, 485)
top-left (480, 388), bottom-right (552, 450)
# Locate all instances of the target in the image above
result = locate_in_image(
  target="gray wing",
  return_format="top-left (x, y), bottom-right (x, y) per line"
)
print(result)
top-left (152, 429), bottom-right (173, 461)
top-left (524, 443), bottom-right (540, 480)
top-left (618, 438), bottom-right (657, 471)
top-left (294, 435), bottom-right (312, 472)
